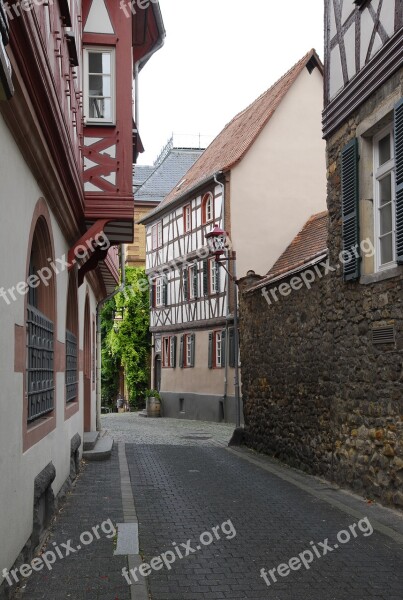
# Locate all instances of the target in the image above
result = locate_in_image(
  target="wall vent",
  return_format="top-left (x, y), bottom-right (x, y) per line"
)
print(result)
top-left (372, 326), bottom-right (395, 345)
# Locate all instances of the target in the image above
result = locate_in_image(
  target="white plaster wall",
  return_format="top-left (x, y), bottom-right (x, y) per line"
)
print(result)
top-left (230, 67), bottom-right (327, 278)
top-left (0, 114), bottom-right (97, 579)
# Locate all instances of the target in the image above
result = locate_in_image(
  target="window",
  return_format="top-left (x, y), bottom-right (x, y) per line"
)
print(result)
top-left (209, 258), bottom-right (220, 294)
top-left (374, 126), bottom-right (396, 270)
top-left (161, 336), bottom-right (177, 369)
top-left (184, 204), bottom-right (192, 232)
top-left (152, 221), bottom-right (163, 250)
top-left (179, 333), bottom-right (195, 368)
top-left (155, 277), bottom-right (166, 307)
top-left (202, 192), bottom-right (214, 224)
top-left (26, 218), bottom-right (55, 423)
top-left (65, 272), bottom-right (78, 404)
top-left (215, 332), bottom-right (222, 368)
top-left (84, 47), bottom-right (115, 124)
top-left (208, 330), bottom-right (227, 369)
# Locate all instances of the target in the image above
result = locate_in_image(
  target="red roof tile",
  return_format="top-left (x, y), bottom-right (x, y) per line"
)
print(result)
top-left (247, 211), bottom-right (329, 291)
top-left (143, 49), bottom-right (322, 221)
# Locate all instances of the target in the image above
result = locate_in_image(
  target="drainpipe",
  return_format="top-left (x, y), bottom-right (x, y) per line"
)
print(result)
top-left (96, 245), bottom-right (126, 431)
top-left (213, 172), bottom-right (229, 409)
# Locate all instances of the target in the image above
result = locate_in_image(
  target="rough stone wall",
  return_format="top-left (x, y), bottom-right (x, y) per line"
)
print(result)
top-left (240, 70), bottom-right (403, 509)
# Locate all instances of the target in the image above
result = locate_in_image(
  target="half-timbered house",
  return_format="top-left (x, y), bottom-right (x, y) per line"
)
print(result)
top-left (140, 49), bottom-right (327, 423)
top-left (0, 0), bottom-right (164, 592)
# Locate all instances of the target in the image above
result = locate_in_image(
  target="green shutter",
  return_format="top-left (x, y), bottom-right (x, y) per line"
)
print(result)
top-left (228, 327), bottom-right (235, 368)
top-left (208, 332), bottom-right (213, 369)
top-left (203, 259), bottom-right (208, 295)
top-left (395, 99), bottom-right (403, 264)
top-left (215, 262), bottom-right (221, 293)
top-left (179, 335), bottom-right (184, 368)
top-left (190, 333), bottom-right (195, 367)
top-left (171, 336), bottom-right (177, 368)
top-left (341, 138), bottom-right (360, 281)
top-left (183, 268), bottom-right (188, 301)
top-left (221, 329), bottom-right (226, 369)
top-left (193, 262), bottom-right (198, 298)
top-left (163, 277), bottom-right (168, 306)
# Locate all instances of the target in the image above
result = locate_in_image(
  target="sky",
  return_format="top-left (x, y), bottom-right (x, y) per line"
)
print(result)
top-left (137, 0), bottom-right (325, 165)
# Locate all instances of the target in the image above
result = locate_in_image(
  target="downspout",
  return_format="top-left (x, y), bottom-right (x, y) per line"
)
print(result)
top-left (96, 245), bottom-right (126, 431)
top-left (214, 172), bottom-right (229, 408)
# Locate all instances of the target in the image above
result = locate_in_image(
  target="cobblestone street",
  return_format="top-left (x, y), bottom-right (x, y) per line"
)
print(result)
top-left (11, 414), bottom-right (403, 600)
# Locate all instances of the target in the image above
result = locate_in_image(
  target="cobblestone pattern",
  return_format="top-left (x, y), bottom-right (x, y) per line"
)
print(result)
top-left (102, 413), bottom-right (234, 446)
top-left (126, 441), bottom-right (403, 600)
top-left (12, 447), bottom-right (129, 600)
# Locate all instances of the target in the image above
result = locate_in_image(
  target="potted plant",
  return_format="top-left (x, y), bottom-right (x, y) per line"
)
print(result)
top-left (145, 389), bottom-right (161, 418)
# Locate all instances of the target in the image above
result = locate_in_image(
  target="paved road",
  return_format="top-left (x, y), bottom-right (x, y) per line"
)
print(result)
top-left (105, 414), bottom-right (403, 600)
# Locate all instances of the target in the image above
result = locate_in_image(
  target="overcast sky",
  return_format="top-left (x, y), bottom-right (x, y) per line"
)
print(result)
top-left (137, 0), bottom-right (324, 165)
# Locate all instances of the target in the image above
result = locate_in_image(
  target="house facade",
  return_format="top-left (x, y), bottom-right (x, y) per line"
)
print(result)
top-left (140, 50), bottom-right (327, 423)
top-left (0, 0), bottom-right (164, 594)
top-left (239, 0), bottom-right (403, 509)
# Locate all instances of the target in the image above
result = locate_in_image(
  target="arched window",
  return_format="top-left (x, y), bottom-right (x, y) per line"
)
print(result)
top-left (26, 217), bottom-right (56, 423)
top-left (202, 192), bottom-right (214, 224)
top-left (66, 271), bottom-right (79, 404)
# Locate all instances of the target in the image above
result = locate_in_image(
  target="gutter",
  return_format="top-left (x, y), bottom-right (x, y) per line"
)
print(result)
top-left (138, 171), bottom-right (227, 226)
top-left (96, 245), bottom-right (126, 431)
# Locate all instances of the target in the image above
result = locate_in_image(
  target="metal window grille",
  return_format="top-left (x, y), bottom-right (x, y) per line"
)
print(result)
top-left (66, 329), bottom-right (78, 403)
top-left (27, 305), bottom-right (54, 422)
top-left (372, 326), bottom-right (395, 345)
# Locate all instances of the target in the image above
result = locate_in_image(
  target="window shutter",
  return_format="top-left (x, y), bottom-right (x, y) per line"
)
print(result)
top-left (183, 269), bottom-right (188, 301)
top-left (395, 99), bottom-right (403, 264)
top-left (171, 336), bottom-right (177, 368)
top-left (208, 332), bottom-right (213, 369)
top-left (190, 333), bottom-right (195, 367)
top-left (341, 138), bottom-right (360, 281)
top-left (228, 327), bottom-right (235, 367)
top-left (203, 259), bottom-right (208, 295)
top-left (193, 262), bottom-right (198, 298)
top-left (179, 335), bottom-right (184, 368)
top-left (215, 262), bottom-right (221, 293)
top-left (163, 277), bottom-right (168, 306)
top-left (221, 329), bottom-right (226, 368)
top-left (149, 280), bottom-right (155, 308)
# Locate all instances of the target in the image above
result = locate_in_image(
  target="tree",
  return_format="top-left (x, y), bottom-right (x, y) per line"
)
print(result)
top-left (101, 267), bottom-right (151, 409)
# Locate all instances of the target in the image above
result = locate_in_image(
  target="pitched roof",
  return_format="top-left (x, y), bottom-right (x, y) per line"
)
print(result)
top-left (134, 148), bottom-right (204, 203)
top-left (144, 49), bottom-right (322, 220)
top-left (133, 165), bottom-right (155, 190)
top-left (247, 211), bottom-right (328, 292)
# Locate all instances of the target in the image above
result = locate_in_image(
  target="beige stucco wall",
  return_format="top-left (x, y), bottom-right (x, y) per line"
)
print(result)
top-left (0, 114), bottom-right (97, 579)
top-left (156, 329), bottom-right (235, 397)
top-left (230, 66), bottom-right (327, 278)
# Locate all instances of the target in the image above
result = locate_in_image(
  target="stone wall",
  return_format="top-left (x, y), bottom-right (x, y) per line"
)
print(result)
top-left (239, 70), bottom-right (403, 509)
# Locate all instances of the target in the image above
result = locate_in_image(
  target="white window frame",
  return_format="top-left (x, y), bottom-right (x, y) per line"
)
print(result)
top-left (209, 259), bottom-right (218, 294)
top-left (189, 264), bottom-right (197, 299)
top-left (184, 204), bottom-right (192, 232)
top-left (152, 222), bottom-right (163, 250)
top-left (202, 192), bottom-right (214, 224)
top-left (170, 337), bottom-right (176, 367)
top-left (215, 331), bottom-right (222, 368)
top-left (155, 277), bottom-right (164, 307)
top-left (83, 47), bottom-right (116, 125)
top-left (184, 334), bottom-right (194, 368)
top-left (373, 125), bottom-right (396, 272)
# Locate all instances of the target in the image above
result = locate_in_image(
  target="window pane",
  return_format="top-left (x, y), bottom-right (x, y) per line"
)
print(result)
top-left (380, 233), bottom-right (393, 265)
top-left (379, 204), bottom-right (392, 235)
top-left (379, 174), bottom-right (392, 206)
top-left (378, 134), bottom-right (391, 166)
top-left (102, 98), bottom-right (111, 120)
top-left (102, 53), bottom-right (111, 74)
top-left (89, 53), bottom-right (103, 73)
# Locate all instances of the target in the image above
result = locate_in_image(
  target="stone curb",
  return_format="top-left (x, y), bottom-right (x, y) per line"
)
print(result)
top-left (118, 442), bottom-right (149, 600)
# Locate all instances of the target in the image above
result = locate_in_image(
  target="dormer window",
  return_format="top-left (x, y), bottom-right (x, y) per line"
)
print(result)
top-left (84, 47), bottom-right (115, 125)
